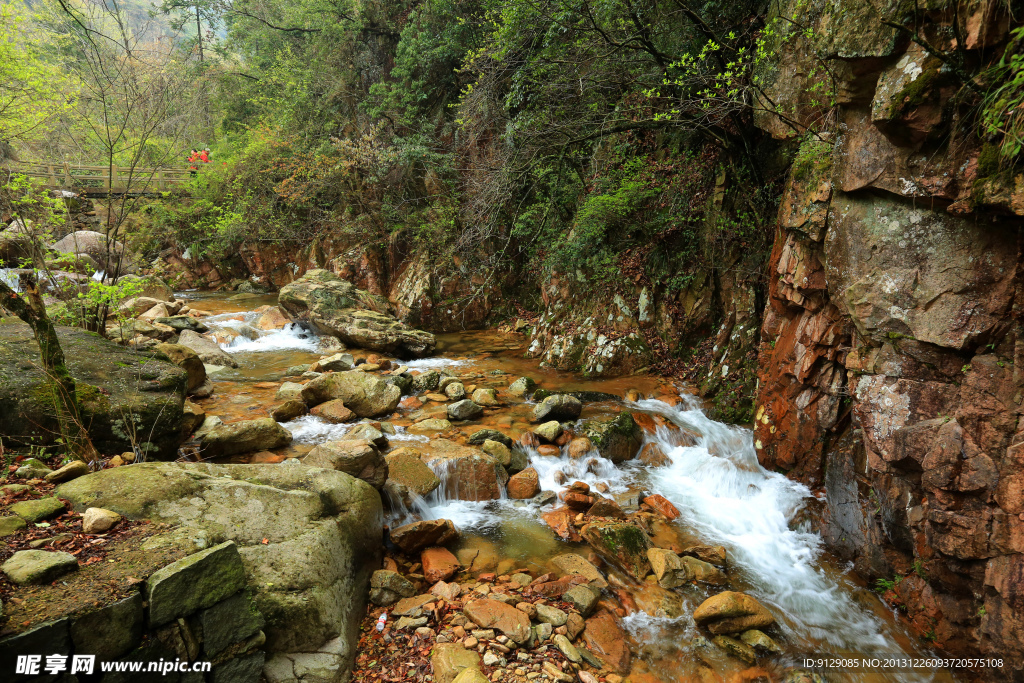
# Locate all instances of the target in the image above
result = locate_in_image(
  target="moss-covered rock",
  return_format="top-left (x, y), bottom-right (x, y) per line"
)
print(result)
top-left (580, 412), bottom-right (643, 463)
top-left (0, 319), bottom-right (187, 458)
top-left (580, 520), bottom-right (652, 580)
top-left (145, 541), bottom-right (247, 627)
top-left (57, 461), bottom-right (383, 667)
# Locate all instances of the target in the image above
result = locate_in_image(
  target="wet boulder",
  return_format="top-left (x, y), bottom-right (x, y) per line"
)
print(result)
top-left (580, 412), bottom-right (643, 463)
top-left (420, 440), bottom-right (508, 501)
top-left (507, 377), bottom-right (537, 398)
top-left (447, 399), bottom-right (484, 421)
top-left (648, 548), bottom-right (726, 588)
top-left (304, 439), bottom-right (388, 489)
top-left (413, 370), bottom-right (441, 392)
top-left (385, 448), bottom-right (442, 505)
top-left (507, 468), bottom-right (540, 499)
top-left (307, 397), bottom-right (356, 423)
top-left (580, 610), bottom-right (630, 674)
top-left (200, 418), bottom-right (292, 457)
top-left (531, 394), bottom-right (582, 423)
top-left (692, 591), bottom-right (775, 634)
top-left (390, 519), bottom-right (459, 554)
top-left (279, 269), bottom-right (435, 357)
top-left (300, 371), bottom-right (401, 418)
top-left (467, 429), bottom-right (513, 448)
top-left (580, 520), bottom-right (652, 581)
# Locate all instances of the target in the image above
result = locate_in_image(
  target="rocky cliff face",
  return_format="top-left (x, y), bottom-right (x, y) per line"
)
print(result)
top-left (751, 0), bottom-right (1024, 670)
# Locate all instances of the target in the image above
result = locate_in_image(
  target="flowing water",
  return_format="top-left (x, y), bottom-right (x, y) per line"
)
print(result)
top-left (185, 292), bottom-right (956, 682)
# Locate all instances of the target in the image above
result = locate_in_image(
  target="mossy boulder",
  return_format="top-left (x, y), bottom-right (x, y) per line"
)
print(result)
top-left (0, 319), bottom-right (187, 458)
top-left (580, 520), bottom-right (652, 581)
top-left (56, 461), bottom-right (383, 666)
top-left (580, 412), bottom-right (643, 463)
top-left (300, 371), bottom-right (401, 417)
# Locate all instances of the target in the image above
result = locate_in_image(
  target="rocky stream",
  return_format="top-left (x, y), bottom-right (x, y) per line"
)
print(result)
top-left (0, 270), bottom-right (973, 683)
top-left (2, 270), bottom-right (974, 683)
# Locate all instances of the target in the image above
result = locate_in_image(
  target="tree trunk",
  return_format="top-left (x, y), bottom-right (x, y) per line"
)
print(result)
top-left (0, 275), bottom-right (100, 462)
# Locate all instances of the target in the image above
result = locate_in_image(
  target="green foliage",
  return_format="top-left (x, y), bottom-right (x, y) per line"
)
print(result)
top-left (979, 25), bottom-right (1024, 170)
top-left (875, 575), bottom-right (903, 592)
top-left (0, 1), bottom-right (72, 142)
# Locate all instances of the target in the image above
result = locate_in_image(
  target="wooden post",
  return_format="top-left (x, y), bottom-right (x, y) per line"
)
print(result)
top-left (110, 165), bottom-right (118, 192)
top-left (46, 164), bottom-right (55, 188)
top-left (63, 162), bottom-right (72, 187)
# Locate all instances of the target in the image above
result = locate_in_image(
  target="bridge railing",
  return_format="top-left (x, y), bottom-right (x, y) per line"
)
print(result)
top-left (4, 161), bottom-right (195, 194)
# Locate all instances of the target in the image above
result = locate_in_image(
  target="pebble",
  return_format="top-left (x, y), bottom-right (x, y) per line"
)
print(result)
top-left (482, 652), bottom-right (504, 666)
top-left (511, 573), bottom-right (532, 587)
top-left (472, 629), bottom-right (496, 640)
top-left (464, 637), bottom-right (479, 648)
top-left (552, 634), bottom-right (580, 663)
top-left (396, 616), bottom-right (428, 630)
top-left (415, 627), bottom-right (434, 638)
top-left (541, 661), bottom-right (573, 683)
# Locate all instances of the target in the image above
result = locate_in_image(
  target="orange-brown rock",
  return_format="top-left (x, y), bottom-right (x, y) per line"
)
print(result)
top-left (588, 497), bottom-right (625, 519)
top-left (563, 492), bottom-right (596, 511)
top-left (542, 508), bottom-right (582, 542)
top-left (581, 610), bottom-right (631, 674)
top-left (422, 547), bottom-right (460, 583)
top-left (520, 431), bottom-right (540, 448)
top-left (642, 494), bottom-right (680, 520)
top-left (568, 437), bottom-right (593, 459)
top-left (638, 443), bottom-right (669, 467)
top-left (507, 467), bottom-right (540, 499)
top-left (537, 445), bottom-right (560, 456)
top-left (310, 399), bottom-right (357, 424)
top-left (693, 591), bottom-right (775, 635)
top-left (400, 396), bottom-right (423, 410)
top-left (463, 598), bottom-right (531, 643)
top-left (390, 518), bottom-right (459, 554)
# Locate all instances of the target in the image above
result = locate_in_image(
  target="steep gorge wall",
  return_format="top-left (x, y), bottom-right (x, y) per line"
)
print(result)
top-left (751, 0), bottom-right (1024, 671)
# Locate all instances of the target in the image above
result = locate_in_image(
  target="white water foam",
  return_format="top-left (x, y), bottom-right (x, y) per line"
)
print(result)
top-left (203, 311), bottom-right (321, 353)
top-left (280, 415), bottom-right (353, 443)
top-left (631, 395), bottom-right (933, 671)
top-left (404, 357), bottom-right (468, 370)
top-left (0, 268), bottom-right (21, 292)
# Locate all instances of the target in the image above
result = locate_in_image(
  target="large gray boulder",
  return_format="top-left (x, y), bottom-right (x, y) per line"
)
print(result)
top-left (177, 329), bottom-right (239, 368)
top-left (200, 417), bottom-right (292, 457)
top-left (0, 319), bottom-right (187, 458)
top-left (50, 230), bottom-right (134, 274)
top-left (279, 270), bottom-right (435, 358)
top-left (57, 462), bottom-right (384, 683)
top-left (300, 370), bottom-right (401, 417)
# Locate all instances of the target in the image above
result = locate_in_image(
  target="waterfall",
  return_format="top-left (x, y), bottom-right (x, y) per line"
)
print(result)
top-left (0, 268), bottom-right (21, 292)
top-left (628, 394), bottom-right (942, 680)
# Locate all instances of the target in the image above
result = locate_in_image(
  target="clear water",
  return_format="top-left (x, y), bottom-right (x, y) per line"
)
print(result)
top-left (190, 293), bottom-right (955, 682)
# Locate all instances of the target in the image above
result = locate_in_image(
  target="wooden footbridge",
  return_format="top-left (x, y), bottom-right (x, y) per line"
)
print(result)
top-left (3, 161), bottom-right (193, 197)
